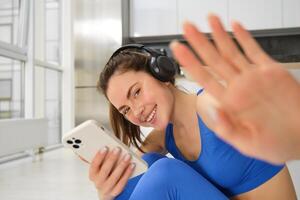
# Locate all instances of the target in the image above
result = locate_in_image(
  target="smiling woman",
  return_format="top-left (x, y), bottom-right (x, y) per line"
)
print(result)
top-left (89, 45), bottom-right (297, 200)
top-left (98, 47), bottom-right (176, 152)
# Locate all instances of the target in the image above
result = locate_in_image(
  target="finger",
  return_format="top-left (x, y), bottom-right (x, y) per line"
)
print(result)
top-left (182, 21), bottom-right (237, 82)
top-left (104, 154), bottom-right (132, 192)
top-left (110, 163), bottom-right (136, 197)
top-left (208, 14), bottom-right (251, 72)
top-left (170, 40), bottom-right (224, 99)
top-left (231, 21), bottom-right (276, 66)
top-left (98, 147), bottom-right (122, 181)
top-left (89, 147), bottom-right (108, 181)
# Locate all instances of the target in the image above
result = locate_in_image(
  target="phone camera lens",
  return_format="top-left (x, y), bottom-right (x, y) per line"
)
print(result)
top-left (73, 145), bottom-right (80, 149)
top-left (74, 139), bottom-right (82, 144)
top-left (67, 140), bottom-right (73, 144)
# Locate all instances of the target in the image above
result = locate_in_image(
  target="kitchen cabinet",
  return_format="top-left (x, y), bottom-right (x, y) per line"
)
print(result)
top-left (177, 0), bottom-right (229, 33)
top-left (130, 0), bottom-right (177, 36)
top-left (228, 0), bottom-right (282, 30)
top-left (130, 0), bottom-right (300, 37)
top-left (283, 0), bottom-right (300, 28)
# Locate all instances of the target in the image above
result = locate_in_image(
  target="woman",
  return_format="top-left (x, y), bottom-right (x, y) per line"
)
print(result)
top-left (90, 45), bottom-right (296, 200)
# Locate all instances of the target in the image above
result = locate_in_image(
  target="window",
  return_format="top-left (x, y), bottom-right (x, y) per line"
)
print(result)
top-left (0, 0), bottom-right (63, 159)
top-left (0, 0), bottom-right (27, 121)
top-left (34, 0), bottom-right (62, 146)
top-left (0, 0), bottom-right (20, 46)
top-left (34, 65), bottom-right (62, 145)
top-left (45, 68), bottom-right (61, 144)
top-left (0, 56), bottom-right (24, 119)
top-left (45, 0), bottom-right (61, 64)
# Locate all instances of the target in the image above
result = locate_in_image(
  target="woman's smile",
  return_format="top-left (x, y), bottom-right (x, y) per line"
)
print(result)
top-left (144, 104), bottom-right (157, 125)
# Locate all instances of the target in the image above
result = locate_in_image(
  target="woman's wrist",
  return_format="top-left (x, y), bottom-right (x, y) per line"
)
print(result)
top-left (97, 191), bottom-right (114, 200)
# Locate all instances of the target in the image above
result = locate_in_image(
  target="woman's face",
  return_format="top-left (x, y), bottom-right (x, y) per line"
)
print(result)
top-left (106, 70), bottom-right (174, 130)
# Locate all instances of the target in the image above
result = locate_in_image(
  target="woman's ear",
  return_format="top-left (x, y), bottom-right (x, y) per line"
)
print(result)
top-left (164, 82), bottom-right (171, 86)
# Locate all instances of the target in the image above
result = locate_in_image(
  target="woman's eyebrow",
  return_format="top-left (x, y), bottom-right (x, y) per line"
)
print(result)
top-left (117, 82), bottom-right (138, 111)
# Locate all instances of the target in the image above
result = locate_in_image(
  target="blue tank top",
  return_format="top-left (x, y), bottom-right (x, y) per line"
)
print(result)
top-left (165, 89), bottom-right (284, 197)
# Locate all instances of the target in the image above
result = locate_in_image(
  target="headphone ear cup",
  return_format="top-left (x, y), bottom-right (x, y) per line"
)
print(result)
top-left (149, 55), bottom-right (177, 82)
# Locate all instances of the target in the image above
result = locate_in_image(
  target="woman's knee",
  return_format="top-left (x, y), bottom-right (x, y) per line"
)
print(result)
top-left (130, 158), bottom-right (228, 200)
top-left (149, 158), bottom-right (189, 172)
top-left (129, 159), bottom-right (181, 199)
top-left (145, 158), bottom-right (189, 184)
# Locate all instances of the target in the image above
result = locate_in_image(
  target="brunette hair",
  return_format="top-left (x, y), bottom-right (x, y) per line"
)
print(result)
top-left (97, 49), bottom-right (175, 152)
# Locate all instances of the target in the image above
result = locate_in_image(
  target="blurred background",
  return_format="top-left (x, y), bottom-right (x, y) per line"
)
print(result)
top-left (0, 0), bottom-right (300, 199)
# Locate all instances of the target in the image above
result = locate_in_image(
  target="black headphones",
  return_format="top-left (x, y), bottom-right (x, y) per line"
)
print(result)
top-left (109, 44), bottom-right (177, 82)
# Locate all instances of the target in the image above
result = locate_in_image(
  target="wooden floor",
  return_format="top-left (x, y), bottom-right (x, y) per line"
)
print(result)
top-left (0, 148), bottom-right (299, 200)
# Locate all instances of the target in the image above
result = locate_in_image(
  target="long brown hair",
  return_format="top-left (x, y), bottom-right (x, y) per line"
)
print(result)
top-left (97, 49), bottom-right (175, 152)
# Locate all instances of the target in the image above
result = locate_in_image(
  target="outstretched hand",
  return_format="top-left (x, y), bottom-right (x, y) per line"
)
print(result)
top-left (171, 14), bottom-right (300, 164)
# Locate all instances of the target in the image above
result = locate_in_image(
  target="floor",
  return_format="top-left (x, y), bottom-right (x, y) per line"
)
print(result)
top-left (0, 148), bottom-right (299, 200)
top-left (0, 148), bottom-right (98, 200)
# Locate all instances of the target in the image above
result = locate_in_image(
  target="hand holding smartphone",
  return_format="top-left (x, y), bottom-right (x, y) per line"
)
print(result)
top-left (62, 120), bottom-right (148, 178)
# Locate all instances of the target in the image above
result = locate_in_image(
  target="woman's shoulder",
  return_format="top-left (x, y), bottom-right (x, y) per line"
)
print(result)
top-left (140, 129), bottom-right (167, 155)
top-left (196, 90), bottom-right (220, 131)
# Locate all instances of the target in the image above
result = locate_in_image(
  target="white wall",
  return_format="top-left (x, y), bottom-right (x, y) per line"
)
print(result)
top-left (288, 161), bottom-right (300, 197)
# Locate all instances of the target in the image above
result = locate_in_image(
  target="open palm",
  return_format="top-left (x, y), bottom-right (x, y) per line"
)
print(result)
top-left (171, 15), bottom-right (300, 164)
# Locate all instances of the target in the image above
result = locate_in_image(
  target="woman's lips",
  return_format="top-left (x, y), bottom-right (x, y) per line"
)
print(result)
top-left (146, 105), bottom-right (157, 124)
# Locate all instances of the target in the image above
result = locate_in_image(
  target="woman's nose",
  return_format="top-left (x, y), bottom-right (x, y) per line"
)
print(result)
top-left (132, 105), bottom-right (145, 120)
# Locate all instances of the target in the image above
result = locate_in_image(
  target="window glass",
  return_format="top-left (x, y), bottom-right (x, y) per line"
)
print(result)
top-left (0, 56), bottom-right (24, 119)
top-left (0, 0), bottom-right (20, 45)
top-left (45, 0), bottom-right (61, 64)
top-left (45, 68), bottom-right (61, 145)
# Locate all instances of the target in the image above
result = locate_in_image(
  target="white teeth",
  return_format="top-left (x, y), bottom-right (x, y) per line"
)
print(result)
top-left (146, 106), bottom-right (156, 122)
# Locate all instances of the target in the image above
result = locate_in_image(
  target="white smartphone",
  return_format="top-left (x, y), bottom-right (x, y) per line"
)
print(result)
top-left (62, 120), bottom-right (148, 178)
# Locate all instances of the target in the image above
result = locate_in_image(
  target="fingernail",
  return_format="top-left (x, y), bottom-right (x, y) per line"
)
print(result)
top-left (231, 20), bottom-right (242, 29)
top-left (123, 154), bottom-right (131, 162)
top-left (169, 40), bottom-right (179, 50)
top-left (183, 22), bottom-right (191, 34)
top-left (207, 12), bottom-right (217, 19)
top-left (207, 105), bottom-right (218, 122)
top-left (100, 146), bottom-right (108, 154)
top-left (112, 147), bottom-right (121, 154)
top-left (183, 20), bottom-right (193, 28)
top-left (130, 163), bottom-right (136, 169)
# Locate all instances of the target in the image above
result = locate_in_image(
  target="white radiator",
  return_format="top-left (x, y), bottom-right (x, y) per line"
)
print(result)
top-left (0, 118), bottom-right (48, 157)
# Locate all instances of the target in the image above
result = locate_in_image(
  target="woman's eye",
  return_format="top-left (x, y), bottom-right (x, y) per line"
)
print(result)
top-left (134, 89), bottom-right (140, 97)
top-left (123, 107), bottom-right (130, 115)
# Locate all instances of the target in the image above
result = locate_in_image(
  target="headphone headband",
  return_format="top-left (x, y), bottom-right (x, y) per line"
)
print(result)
top-left (108, 44), bottom-right (177, 82)
top-left (110, 44), bottom-right (160, 59)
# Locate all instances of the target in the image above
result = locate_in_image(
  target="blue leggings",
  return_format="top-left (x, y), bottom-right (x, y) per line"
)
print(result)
top-left (116, 153), bottom-right (228, 200)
